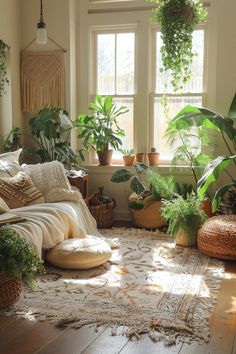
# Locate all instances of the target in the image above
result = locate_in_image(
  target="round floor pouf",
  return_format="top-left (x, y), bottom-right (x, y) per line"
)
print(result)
top-left (198, 215), bottom-right (236, 260)
top-left (46, 236), bottom-right (112, 270)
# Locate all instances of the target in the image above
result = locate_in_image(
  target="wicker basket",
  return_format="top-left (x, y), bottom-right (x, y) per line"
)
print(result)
top-left (0, 273), bottom-right (22, 309)
top-left (197, 215), bottom-right (236, 260)
top-left (89, 200), bottom-right (116, 228)
top-left (130, 201), bottom-right (165, 229)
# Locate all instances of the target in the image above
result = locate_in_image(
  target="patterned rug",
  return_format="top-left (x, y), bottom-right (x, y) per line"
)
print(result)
top-left (7, 228), bottom-right (224, 346)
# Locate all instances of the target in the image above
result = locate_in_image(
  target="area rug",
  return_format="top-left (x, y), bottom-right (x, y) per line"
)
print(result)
top-left (7, 228), bottom-right (224, 345)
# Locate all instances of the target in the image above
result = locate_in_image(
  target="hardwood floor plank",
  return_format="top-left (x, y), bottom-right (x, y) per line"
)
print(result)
top-left (0, 314), bottom-right (18, 331)
top-left (36, 325), bottom-right (105, 354)
top-left (81, 327), bottom-right (129, 354)
top-left (0, 319), bottom-right (62, 354)
top-left (120, 336), bottom-right (182, 354)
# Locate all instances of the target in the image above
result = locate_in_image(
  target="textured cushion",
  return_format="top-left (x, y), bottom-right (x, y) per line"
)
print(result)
top-left (46, 236), bottom-right (112, 269)
top-left (0, 149), bottom-right (22, 177)
top-left (22, 161), bottom-right (73, 202)
top-left (0, 171), bottom-right (45, 208)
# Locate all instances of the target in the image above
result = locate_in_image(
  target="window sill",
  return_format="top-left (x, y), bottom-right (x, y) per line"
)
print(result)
top-left (84, 164), bottom-right (194, 175)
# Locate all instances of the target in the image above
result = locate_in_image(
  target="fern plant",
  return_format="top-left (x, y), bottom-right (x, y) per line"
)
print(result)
top-left (161, 192), bottom-right (207, 241)
top-left (147, 170), bottom-right (176, 200)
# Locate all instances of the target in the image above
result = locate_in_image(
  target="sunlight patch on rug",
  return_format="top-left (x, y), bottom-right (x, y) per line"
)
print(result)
top-left (6, 228), bottom-right (224, 346)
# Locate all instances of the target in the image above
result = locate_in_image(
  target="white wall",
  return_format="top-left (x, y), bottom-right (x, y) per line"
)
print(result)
top-left (0, 0), bottom-right (22, 134)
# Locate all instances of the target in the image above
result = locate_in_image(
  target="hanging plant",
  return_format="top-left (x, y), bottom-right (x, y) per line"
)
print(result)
top-left (149, 0), bottom-right (208, 92)
top-left (0, 40), bottom-right (10, 97)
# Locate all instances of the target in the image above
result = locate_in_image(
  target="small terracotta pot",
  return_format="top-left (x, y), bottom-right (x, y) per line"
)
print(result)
top-left (97, 150), bottom-right (113, 166)
top-left (123, 155), bottom-right (135, 166)
top-left (136, 153), bottom-right (145, 163)
top-left (148, 152), bottom-right (160, 166)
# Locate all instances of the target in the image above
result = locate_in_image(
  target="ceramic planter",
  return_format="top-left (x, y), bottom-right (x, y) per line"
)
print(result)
top-left (97, 150), bottom-right (113, 166)
top-left (148, 152), bottom-right (160, 166)
top-left (123, 155), bottom-right (135, 166)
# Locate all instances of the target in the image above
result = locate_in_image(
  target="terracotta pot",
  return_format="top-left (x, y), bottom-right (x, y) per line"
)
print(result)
top-left (148, 152), bottom-right (160, 166)
top-left (97, 150), bottom-right (113, 166)
top-left (201, 198), bottom-right (213, 218)
top-left (130, 201), bottom-right (165, 229)
top-left (136, 153), bottom-right (145, 163)
top-left (123, 155), bottom-right (135, 166)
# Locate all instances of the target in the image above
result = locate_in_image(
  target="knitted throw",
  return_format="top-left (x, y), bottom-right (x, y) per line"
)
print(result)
top-left (21, 51), bottom-right (65, 113)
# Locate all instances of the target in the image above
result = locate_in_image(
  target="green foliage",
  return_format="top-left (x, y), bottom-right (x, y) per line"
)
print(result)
top-left (148, 0), bottom-right (207, 92)
top-left (29, 107), bottom-right (81, 170)
top-left (0, 40), bottom-right (10, 97)
top-left (169, 93), bottom-right (236, 212)
top-left (111, 163), bottom-right (148, 195)
top-left (0, 226), bottom-right (45, 288)
top-left (161, 192), bottom-right (207, 239)
top-left (175, 182), bottom-right (194, 199)
top-left (76, 95), bottom-right (128, 154)
top-left (119, 148), bottom-right (135, 156)
top-left (165, 106), bottom-right (212, 185)
top-left (147, 170), bottom-right (176, 200)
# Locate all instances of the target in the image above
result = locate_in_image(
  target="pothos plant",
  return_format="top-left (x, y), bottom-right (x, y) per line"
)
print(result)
top-left (148, 0), bottom-right (207, 92)
top-left (0, 40), bottom-right (10, 97)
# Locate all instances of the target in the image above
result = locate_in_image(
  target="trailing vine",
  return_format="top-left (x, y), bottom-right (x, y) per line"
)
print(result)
top-left (149, 0), bottom-right (208, 92)
top-left (0, 40), bottom-right (10, 97)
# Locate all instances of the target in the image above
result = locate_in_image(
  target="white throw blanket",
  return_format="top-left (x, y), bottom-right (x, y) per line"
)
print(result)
top-left (9, 199), bottom-right (101, 258)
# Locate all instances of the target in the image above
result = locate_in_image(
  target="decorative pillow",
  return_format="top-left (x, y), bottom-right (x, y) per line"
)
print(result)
top-left (0, 171), bottom-right (45, 209)
top-left (22, 161), bottom-right (72, 202)
top-left (46, 236), bottom-right (112, 269)
top-left (0, 149), bottom-right (22, 178)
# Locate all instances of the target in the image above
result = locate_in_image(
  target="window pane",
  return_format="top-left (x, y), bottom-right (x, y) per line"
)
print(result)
top-left (116, 33), bottom-right (135, 94)
top-left (156, 30), bottom-right (204, 93)
top-left (113, 97), bottom-right (134, 160)
top-left (97, 34), bottom-right (115, 94)
top-left (153, 96), bottom-right (202, 159)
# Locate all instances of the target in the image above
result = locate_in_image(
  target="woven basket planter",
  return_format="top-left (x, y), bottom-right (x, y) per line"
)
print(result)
top-left (89, 200), bottom-right (116, 229)
top-left (0, 273), bottom-right (22, 309)
top-left (197, 215), bottom-right (236, 260)
top-left (130, 201), bottom-right (165, 229)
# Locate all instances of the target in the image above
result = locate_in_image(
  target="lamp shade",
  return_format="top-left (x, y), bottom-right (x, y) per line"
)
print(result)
top-left (36, 27), bottom-right (47, 44)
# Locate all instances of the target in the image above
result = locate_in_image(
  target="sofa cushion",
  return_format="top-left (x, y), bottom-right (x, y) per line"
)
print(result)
top-left (0, 149), bottom-right (22, 177)
top-left (46, 236), bottom-right (112, 269)
top-left (22, 161), bottom-right (76, 202)
top-left (0, 171), bottom-right (45, 208)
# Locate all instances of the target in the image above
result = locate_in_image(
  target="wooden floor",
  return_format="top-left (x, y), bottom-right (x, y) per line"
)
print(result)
top-left (0, 230), bottom-right (236, 354)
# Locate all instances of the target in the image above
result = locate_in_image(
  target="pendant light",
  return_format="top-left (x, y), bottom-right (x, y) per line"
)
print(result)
top-left (36, 0), bottom-right (47, 44)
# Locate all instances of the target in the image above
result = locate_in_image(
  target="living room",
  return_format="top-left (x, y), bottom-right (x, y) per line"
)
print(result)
top-left (0, 0), bottom-right (235, 353)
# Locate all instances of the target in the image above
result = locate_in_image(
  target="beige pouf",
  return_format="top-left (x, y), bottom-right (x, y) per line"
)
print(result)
top-left (197, 215), bottom-right (236, 260)
top-left (46, 236), bottom-right (112, 269)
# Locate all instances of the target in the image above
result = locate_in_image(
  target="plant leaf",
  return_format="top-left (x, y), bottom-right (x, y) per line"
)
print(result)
top-left (228, 93), bottom-right (236, 119)
top-left (110, 169), bottom-right (133, 183)
top-left (212, 183), bottom-right (236, 212)
top-left (130, 176), bottom-right (145, 194)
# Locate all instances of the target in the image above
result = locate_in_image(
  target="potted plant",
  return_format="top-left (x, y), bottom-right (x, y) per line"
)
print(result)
top-left (148, 147), bottom-right (160, 166)
top-left (111, 164), bottom-right (176, 228)
top-left (0, 226), bottom-right (45, 309)
top-left (29, 107), bottom-right (82, 170)
top-left (149, 0), bottom-right (207, 92)
top-left (0, 40), bottom-right (10, 97)
top-left (119, 148), bottom-right (135, 166)
top-left (76, 95), bottom-right (128, 166)
top-left (162, 192), bottom-right (207, 246)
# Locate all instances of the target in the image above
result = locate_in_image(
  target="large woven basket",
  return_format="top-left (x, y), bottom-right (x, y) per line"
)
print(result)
top-left (89, 200), bottom-right (116, 228)
top-left (0, 273), bottom-right (22, 309)
top-left (130, 201), bottom-right (165, 229)
top-left (198, 215), bottom-right (236, 260)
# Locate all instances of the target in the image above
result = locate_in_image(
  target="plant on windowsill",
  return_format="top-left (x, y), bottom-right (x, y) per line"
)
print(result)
top-left (148, 0), bottom-right (207, 92)
top-left (111, 163), bottom-right (176, 228)
top-left (119, 148), bottom-right (135, 166)
top-left (0, 40), bottom-right (10, 97)
top-left (161, 192), bottom-right (207, 246)
top-left (76, 95), bottom-right (128, 166)
top-left (0, 226), bottom-right (45, 309)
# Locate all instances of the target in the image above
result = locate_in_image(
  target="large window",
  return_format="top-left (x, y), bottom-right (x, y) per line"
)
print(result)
top-left (94, 31), bottom-right (135, 160)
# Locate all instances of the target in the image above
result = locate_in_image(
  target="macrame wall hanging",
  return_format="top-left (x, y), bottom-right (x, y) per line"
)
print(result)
top-left (21, 37), bottom-right (66, 113)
